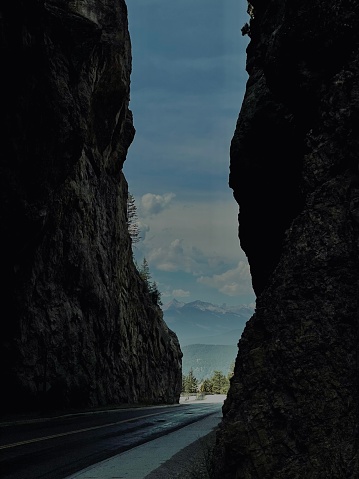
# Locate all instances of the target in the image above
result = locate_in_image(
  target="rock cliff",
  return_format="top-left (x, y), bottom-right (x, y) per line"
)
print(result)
top-left (213, 0), bottom-right (359, 477)
top-left (0, 0), bottom-right (182, 412)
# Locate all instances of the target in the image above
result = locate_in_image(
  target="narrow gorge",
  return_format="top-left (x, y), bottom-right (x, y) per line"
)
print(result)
top-left (0, 0), bottom-right (182, 412)
top-left (213, 0), bottom-right (359, 477)
top-left (2, 1), bottom-right (359, 477)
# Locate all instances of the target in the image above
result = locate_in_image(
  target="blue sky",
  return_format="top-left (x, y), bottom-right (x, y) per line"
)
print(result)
top-left (124, 1), bottom-right (255, 307)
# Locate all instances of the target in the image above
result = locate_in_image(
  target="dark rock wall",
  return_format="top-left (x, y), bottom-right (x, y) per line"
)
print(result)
top-left (214, 0), bottom-right (359, 477)
top-left (0, 0), bottom-right (182, 412)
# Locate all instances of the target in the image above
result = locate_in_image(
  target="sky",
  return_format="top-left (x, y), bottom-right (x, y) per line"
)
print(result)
top-left (123, 0), bottom-right (255, 307)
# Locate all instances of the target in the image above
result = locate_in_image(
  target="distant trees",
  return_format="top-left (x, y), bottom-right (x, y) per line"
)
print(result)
top-left (182, 368), bottom-right (231, 395)
top-left (200, 379), bottom-right (213, 394)
top-left (210, 370), bottom-right (230, 394)
top-left (182, 368), bottom-right (198, 394)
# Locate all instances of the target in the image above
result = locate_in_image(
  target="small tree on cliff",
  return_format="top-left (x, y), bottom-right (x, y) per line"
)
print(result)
top-left (149, 280), bottom-right (162, 306)
top-left (127, 193), bottom-right (141, 245)
top-left (138, 257), bottom-right (162, 306)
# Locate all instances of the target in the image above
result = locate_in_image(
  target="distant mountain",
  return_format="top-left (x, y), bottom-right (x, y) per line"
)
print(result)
top-left (182, 344), bottom-right (238, 380)
top-left (186, 329), bottom-right (244, 346)
top-left (162, 299), bottom-right (254, 347)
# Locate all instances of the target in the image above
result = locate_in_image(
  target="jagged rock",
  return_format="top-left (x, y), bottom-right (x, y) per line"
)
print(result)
top-left (214, 0), bottom-right (359, 477)
top-left (0, 0), bottom-right (182, 412)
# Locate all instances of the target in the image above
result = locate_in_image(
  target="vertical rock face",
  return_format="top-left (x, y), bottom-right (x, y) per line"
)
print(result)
top-left (0, 0), bottom-right (182, 412)
top-left (214, 0), bottom-right (359, 477)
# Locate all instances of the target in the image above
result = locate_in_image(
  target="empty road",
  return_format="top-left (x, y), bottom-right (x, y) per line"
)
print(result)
top-left (0, 398), bottom-right (223, 479)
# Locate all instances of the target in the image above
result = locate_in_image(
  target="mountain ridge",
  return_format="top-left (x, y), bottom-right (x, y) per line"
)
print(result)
top-left (163, 299), bottom-right (254, 347)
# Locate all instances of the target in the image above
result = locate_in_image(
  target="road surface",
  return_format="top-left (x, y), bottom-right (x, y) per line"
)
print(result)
top-left (0, 396), bottom-right (224, 479)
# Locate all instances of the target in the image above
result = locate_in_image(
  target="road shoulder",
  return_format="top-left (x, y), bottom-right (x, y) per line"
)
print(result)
top-left (65, 410), bottom-right (221, 479)
top-left (144, 427), bottom-right (218, 479)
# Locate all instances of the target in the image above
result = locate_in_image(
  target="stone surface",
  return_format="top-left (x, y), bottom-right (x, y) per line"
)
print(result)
top-left (0, 0), bottom-right (182, 412)
top-left (213, 0), bottom-right (359, 477)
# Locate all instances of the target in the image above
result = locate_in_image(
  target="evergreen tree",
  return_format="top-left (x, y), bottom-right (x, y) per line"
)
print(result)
top-left (138, 258), bottom-right (162, 307)
top-left (210, 370), bottom-right (230, 394)
top-left (149, 280), bottom-right (162, 306)
top-left (201, 379), bottom-right (213, 393)
top-left (181, 374), bottom-right (187, 393)
top-left (127, 193), bottom-right (141, 244)
top-left (183, 368), bottom-right (198, 394)
top-left (139, 257), bottom-right (151, 283)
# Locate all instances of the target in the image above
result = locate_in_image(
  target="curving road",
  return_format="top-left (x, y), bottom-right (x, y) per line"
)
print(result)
top-left (0, 400), bottom-right (223, 479)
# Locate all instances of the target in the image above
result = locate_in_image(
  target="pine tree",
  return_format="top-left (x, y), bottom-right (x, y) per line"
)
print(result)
top-left (127, 193), bottom-right (141, 244)
top-left (201, 379), bottom-right (213, 393)
top-left (138, 258), bottom-right (162, 306)
top-left (210, 370), bottom-right (230, 394)
top-left (181, 374), bottom-right (187, 393)
top-left (184, 368), bottom-right (198, 394)
top-left (149, 280), bottom-right (162, 306)
top-left (139, 257), bottom-right (151, 283)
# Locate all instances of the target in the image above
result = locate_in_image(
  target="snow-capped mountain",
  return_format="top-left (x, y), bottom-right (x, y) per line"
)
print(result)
top-left (162, 299), bottom-right (254, 347)
top-left (162, 298), bottom-right (186, 310)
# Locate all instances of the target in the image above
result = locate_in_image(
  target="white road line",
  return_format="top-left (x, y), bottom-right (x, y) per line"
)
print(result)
top-left (0, 410), bottom-right (175, 451)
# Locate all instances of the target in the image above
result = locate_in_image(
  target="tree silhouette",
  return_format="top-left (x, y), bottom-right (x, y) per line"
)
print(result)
top-left (138, 258), bottom-right (162, 306)
top-left (139, 257), bottom-right (151, 283)
top-left (127, 193), bottom-right (141, 244)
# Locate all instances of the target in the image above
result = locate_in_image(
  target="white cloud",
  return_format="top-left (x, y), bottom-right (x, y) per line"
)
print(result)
top-left (146, 236), bottom-right (224, 277)
top-left (148, 239), bottom-right (192, 273)
top-left (141, 192), bottom-right (176, 216)
top-left (135, 196), bottom-right (248, 274)
top-left (137, 221), bottom-right (150, 240)
top-left (197, 261), bottom-right (252, 297)
top-left (147, 240), bottom-right (181, 272)
top-left (172, 289), bottom-right (190, 297)
top-left (141, 198), bottom-right (242, 259)
top-left (131, 196), bottom-right (256, 306)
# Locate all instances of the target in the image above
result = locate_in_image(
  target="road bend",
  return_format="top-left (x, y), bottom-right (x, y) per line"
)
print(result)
top-left (0, 400), bottom-right (222, 479)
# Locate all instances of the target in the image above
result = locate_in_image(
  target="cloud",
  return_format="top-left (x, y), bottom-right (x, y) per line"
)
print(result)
top-left (197, 261), bottom-right (252, 297)
top-left (162, 288), bottom-right (190, 298)
top-left (135, 197), bottom-right (246, 273)
top-left (141, 192), bottom-right (175, 216)
top-left (137, 221), bottom-right (150, 240)
top-left (146, 238), bottom-right (215, 276)
top-left (148, 239), bottom-right (187, 272)
top-left (172, 289), bottom-right (190, 297)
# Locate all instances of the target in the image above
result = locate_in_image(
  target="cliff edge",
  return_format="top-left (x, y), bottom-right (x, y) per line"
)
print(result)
top-left (0, 0), bottom-right (182, 412)
top-left (213, 0), bottom-right (359, 477)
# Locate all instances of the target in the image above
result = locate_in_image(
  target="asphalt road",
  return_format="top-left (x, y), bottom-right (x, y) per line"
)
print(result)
top-left (0, 400), bottom-right (222, 479)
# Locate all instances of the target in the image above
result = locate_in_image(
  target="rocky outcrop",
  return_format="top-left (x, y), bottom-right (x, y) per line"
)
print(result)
top-left (213, 0), bottom-right (359, 477)
top-left (0, 0), bottom-right (182, 412)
